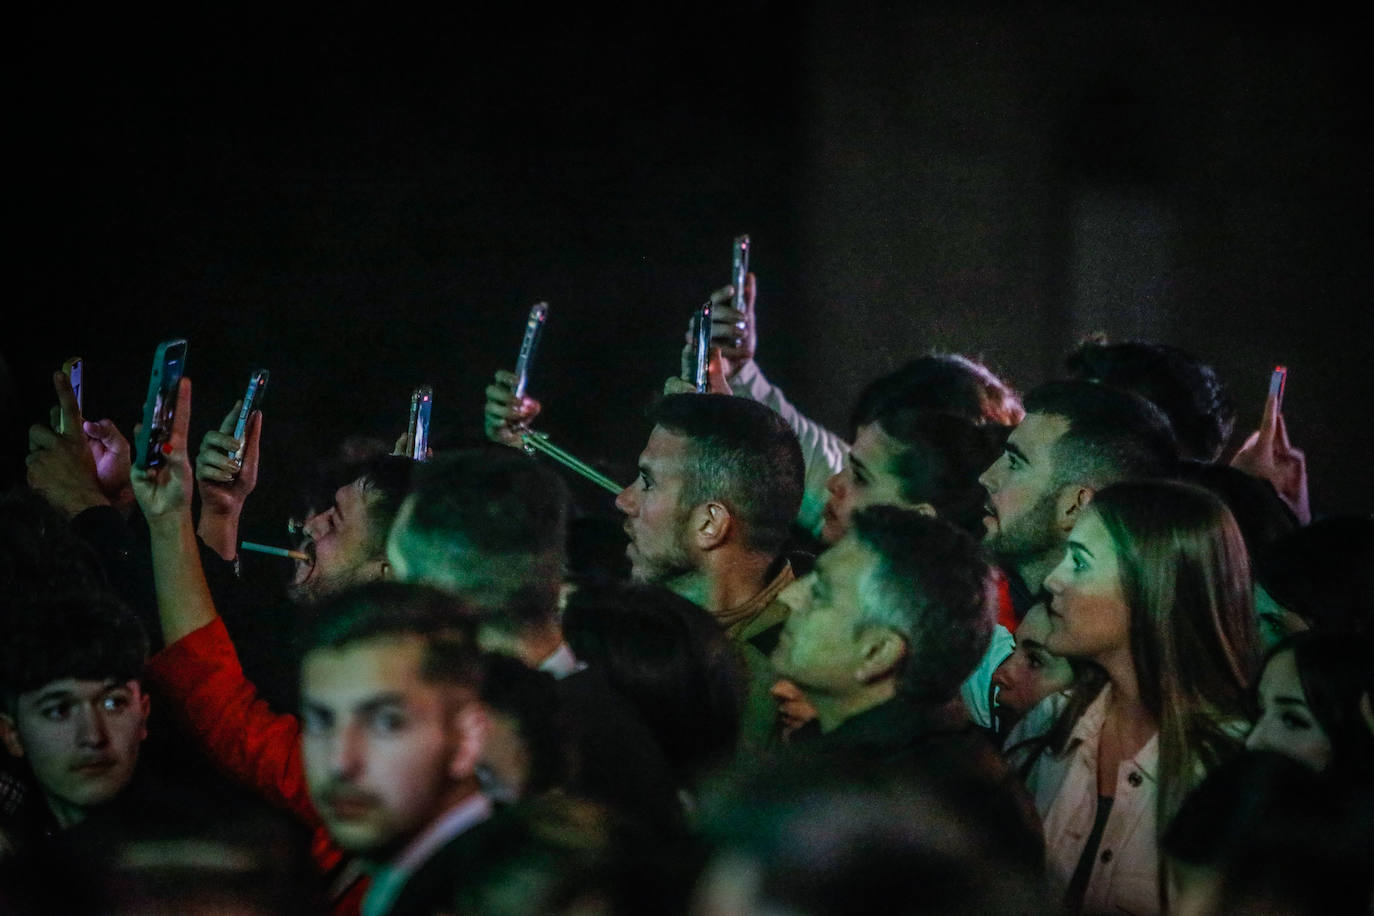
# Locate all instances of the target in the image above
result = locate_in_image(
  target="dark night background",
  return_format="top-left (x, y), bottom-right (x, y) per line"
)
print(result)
top-left (5, 3), bottom-right (1371, 548)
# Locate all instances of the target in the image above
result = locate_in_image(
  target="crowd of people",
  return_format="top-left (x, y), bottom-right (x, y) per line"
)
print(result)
top-left (2, 271), bottom-right (1372, 915)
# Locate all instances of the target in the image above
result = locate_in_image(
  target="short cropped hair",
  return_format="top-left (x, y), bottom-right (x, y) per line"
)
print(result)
top-left (300, 582), bottom-right (483, 689)
top-left (873, 410), bottom-right (1007, 537)
top-left (646, 395), bottom-right (803, 556)
top-left (850, 353), bottom-right (1024, 435)
top-left (393, 448), bottom-right (569, 630)
top-left (299, 455), bottom-right (416, 559)
top-left (1023, 380), bottom-right (1178, 491)
top-left (850, 507), bottom-right (995, 702)
top-left (1065, 340), bottom-right (1235, 462)
top-left (0, 593), bottom-right (148, 711)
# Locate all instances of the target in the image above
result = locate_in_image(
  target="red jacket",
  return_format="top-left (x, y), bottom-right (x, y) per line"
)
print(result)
top-left (147, 617), bottom-right (367, 914)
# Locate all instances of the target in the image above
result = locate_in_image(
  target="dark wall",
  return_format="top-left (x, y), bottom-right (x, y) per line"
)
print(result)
top-left (7, 3), bottom-right (1370, 537)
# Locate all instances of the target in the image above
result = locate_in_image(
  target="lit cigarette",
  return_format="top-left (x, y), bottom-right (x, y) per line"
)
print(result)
top-left (240, 541), bottom-right (310, 561)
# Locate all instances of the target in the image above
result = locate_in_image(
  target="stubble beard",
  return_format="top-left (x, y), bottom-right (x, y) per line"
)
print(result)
top-left (985, 489), bottom-right (1063, 571)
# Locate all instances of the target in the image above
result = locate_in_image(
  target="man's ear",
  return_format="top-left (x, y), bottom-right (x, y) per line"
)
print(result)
top-left (691, 501), bottom-right (734, 551)
top-left (137, 689), bottom-right (152, 744)
top-left (1056, 485), bottom-right (1095, 534)
top-left (448, 702), bottom-right (489, 781)
top-left (0, 712), bottom-right (25, 759)
top-left (855, 628), bottom-right (906, 684)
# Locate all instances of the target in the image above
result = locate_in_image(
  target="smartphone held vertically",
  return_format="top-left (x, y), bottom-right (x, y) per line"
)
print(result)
top-left (60, 357), bottom-right (84, 434)
top-left (691, 303), bottom-right (711, 392)
top-left (1268, 365), bottom-right (1287, 412)
top-left (134, 339), bottom-right (188, 470)
top-left (409, 385), bottom-right (434, 461)
top-left (228, 368), bottom-right (270, 465)
top-left (731, 234), bottom-right (750, 315)
top-left (513, 302), bottom-right (549, 400)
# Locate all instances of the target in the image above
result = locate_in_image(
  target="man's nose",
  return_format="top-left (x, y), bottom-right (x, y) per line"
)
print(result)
top-left (76, 705), bottom-right (111, 748)
top-left (825, 470), bottom-right (844, 497)
top-left (614, 486), bottom-right (634, 515)
top-left (302, 508), bottom-right (334, 541)
top-left (978, 466), bottom-right (997, 493)
top-left (330, 726), bottom-right (365, 778)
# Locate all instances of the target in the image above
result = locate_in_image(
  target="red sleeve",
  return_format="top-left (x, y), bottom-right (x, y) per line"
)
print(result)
top-left (995, 571), bottom-right (1018, 632)
top-left (146, 617), bottom-right (345, 875)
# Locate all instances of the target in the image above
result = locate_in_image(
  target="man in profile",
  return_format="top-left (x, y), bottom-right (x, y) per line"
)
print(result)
top-left (614, 394), bottom-right (805, 749)
top-left (978, 380), bottom-right (1176, 614)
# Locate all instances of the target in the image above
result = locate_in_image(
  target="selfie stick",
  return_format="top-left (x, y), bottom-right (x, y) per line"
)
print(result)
top-left (520, 431), bottom-right (622, 494)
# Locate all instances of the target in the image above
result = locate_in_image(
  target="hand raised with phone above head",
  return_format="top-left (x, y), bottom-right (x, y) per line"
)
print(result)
top-left (665, 348), bottom-right (732, 397)
top-left (26, 370), bottom-right (133, 518)
top-left (130, 376), bottom-right (195, 530)
top-left (1231, 386), bottom-right (1310, 525)
top-left (483, 369), bottom-right (542, 449)
top-left (679, 272), bottom-right (758, 383)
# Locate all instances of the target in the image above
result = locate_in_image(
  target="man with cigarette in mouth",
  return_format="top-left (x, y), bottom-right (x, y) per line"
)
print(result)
top-left (132, 376), bottom-right (497, 914)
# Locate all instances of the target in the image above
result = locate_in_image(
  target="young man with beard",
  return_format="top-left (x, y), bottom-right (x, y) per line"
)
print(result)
top-left (615, 393), bottom-right (804, 751)
top-left (978, 380), bottom-right (1177, 617)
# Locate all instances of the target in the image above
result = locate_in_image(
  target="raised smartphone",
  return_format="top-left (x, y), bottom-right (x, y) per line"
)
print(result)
top-left (1268, 365), bottom-right (1287, 412)
top-left (513, 302), bottom-right (549, 400)
top-left (691, 302), bottom-right (712, 392)
top-left (60, 356), bottom-right (83, 434)
top-left (731, 234), bottom-right (750, 315)
top-left (134, 339), bottom-right (188, 470)
top-left (408, 385), bottom-right (433, 461)
top-left (227, 368), bottom-right (270, 466)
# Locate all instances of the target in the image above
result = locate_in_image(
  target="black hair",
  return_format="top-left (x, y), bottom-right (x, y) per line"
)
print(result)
top-left (848, 353), bottom-right (1024, 437)
top-left (1064, 340), bottom-right (1235, 462)
top-left (478, 654), bottom-right (570, 797)
top-left (1162, 750), bottom-right (1373, 915)
top-left (0, 488), bottom-right (108, 605)
top-left (1023, 380), bottom-right (1178, 490)
top-left (393, 446), bottom-right (569, 630)
top-left (871, 410), bottom-right (1008, 536)
top-left (1263, 631), bottom-right (1374, 787)
top-left (646, 394), bottom-right (803, 557)
top-left (562, 578), bottom-right (744, 783)
top-left (1254, 516), bottom-right (1374, 638)
top-left (0, 593), bottom-right (148, 710)
top-left (850, 507), bottom-right (995, 702)
top-left (292, 454), bottom-right (415, 557)
top-left (299, 582), bottom-right (482, 689)
top-left (1173, 461), bottom-right (1298, 563)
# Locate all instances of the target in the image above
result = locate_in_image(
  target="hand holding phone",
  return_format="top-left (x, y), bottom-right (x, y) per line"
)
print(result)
top-left (134, 339), bottom-right (188, 471)
top-left (1231, 364), bottom-right (1309, 524)
top-left (130, 374), bottom-right (196, 527)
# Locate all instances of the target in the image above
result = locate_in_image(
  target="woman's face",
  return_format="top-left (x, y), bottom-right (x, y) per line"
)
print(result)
top-left (1245, 649), bottom-right (1333, 772)
top-left (1042, 508), bottom-right (1132, 666)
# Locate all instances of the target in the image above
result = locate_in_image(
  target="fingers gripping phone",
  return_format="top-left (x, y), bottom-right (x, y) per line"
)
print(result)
top-left (408, 385), bottom-right (434, 461)
top-left (228, 368), bottom-right (270, 465)
top-left (134, 339), bottom-right (188, 470)
top-left (513, 302), bottom-right (549, 400)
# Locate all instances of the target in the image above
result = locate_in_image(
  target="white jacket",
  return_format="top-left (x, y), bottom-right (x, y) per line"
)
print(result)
top-left (1008, 686), bottom-right (1161, 916)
